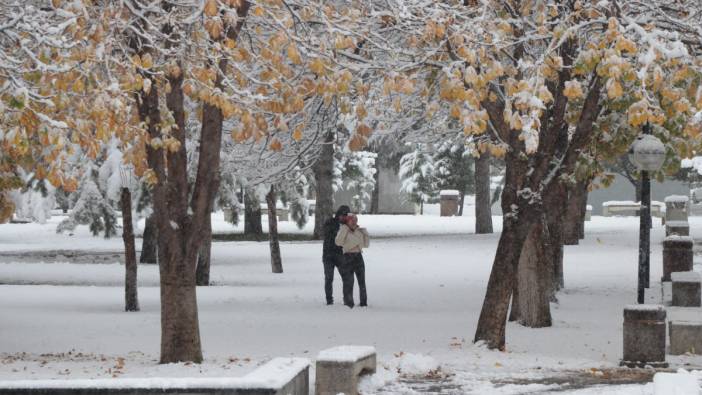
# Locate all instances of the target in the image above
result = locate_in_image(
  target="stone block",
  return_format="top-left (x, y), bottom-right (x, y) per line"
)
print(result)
top-left (315, 346), bottom-right (376, 395)
top-left (665, 195), bottom-right (689, 223)
top-left (0, 358), bottom-right (309, 395)
top-left (621, 305), bottom-right (667, 368)
top-left (666, 221), bottom-right (690, 237)
top-left (672, 271), bottom-right (701, 307)
top-left (439, 190), bottom-right (459, 217)
top-left (662, 236), bottom-right (693, 282)
top-left (669, 321), bottom-right (702, 355)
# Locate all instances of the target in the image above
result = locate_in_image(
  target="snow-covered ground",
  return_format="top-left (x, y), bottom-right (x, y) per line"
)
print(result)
top-left (1, 210), bottom-right (702, 393)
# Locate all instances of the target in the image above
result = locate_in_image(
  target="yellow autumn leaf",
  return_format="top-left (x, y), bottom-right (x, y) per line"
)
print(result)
top-left (563, 80), bottom-right (583, 100)
top-left (204, 0), bottom-right (218, 17)
top-left (287, 44), bottom-right (302, 65)
top-left (292, 125), bottom-right (303, 141)
top-left (606, 79), bottom-right (623, 99)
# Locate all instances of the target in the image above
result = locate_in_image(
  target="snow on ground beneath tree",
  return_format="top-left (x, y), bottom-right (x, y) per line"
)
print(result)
top-left (3, 214), bottom-right (702, 392)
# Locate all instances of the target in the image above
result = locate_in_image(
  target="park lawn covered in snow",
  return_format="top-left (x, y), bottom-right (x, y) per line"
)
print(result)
top-left (2, 211), bottom-right (702, 393)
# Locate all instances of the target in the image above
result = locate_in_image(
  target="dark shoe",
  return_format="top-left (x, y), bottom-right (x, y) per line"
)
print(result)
top-left (360, 303), bottom-right (367, 307)
top-left (326, 300), bottom-right (333, 305)
top-left (345, 303), bottom-right (354, 309)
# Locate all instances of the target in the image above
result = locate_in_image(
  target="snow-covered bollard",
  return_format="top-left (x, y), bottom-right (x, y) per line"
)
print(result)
top-left (621, 305), bottom-right (668, 368)
top-left (315, 346), bottom-right (376, 395)
top-left (439, 190), bottom-right (459, 217)
top-left (672, 271), bottom-right (702, 307)
top-left (666, 221), bottom-right (690, 237)
top-left (665, 195), bottom-right (690, 223)
top-left (662, 236), bottom-right (693, 282)
top-left (669, 321), bottom-right (702, 355)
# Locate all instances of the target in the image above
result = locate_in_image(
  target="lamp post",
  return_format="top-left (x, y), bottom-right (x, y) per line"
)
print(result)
top-left (628, 123), bottom-right (665, 304)
top-left (119, 164), bottom-right (139, 312)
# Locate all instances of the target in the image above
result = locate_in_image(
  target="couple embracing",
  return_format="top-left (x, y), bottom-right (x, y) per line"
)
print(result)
top-left (322, 205), bottom-right (370, 308)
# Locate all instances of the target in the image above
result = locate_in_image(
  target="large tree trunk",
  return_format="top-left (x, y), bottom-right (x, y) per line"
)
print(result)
top-left (140, 214), bottom-right (158, 264)
top-left (474, 216), bottom-right (532, 349)
top-left (475, 153), bottom-right (493, 234)
top-left (546, 183), bottom-right (567, 292)
top-left (195, 210), bottom-right (212, 286)
top-left (121, 187), bottom-right (139, 312)
top-left (508, 277), bottom-right (520, 322)
top-left (564, 181), bottom-right (588, 245)
top-left (516, 218), bottom-right (553, 328)
top-left (313, 131), bottom-right (335, 239)
top-left (244, 187), bottom-right (263, 237)
top-left (266, 186), bottom-right (283, 273)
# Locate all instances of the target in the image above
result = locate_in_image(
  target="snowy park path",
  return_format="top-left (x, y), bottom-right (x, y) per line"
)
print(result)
top-left (2, 214), bottom-right (702, 393)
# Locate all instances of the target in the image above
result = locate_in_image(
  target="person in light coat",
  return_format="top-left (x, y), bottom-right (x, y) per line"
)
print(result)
top-left (335, 213), bottom-right (369, 308)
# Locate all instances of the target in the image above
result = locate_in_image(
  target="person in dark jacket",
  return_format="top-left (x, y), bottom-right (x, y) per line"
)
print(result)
top-left (322, 205), bottom-right (351, 305)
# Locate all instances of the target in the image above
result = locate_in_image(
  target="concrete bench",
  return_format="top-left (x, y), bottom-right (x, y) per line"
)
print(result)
top-left (0, 357), bottom-right (309, 395)
top-left (669, 321), bottom-right (702, 355)
top-left (672, 271), bottom-right (702, 307)
top-left (662, 236), bottom-right (693, 282)
top-left (315, 346), bottom-right (376, 395)
top-left (602, 201), bottom-right (664, 218)
top-left (666, 221), bottom-right (690, 237)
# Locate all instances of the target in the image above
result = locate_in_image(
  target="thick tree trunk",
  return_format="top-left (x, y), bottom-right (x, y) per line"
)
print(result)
top-left (140, 214), bottom-right (158, 264)
top-left (578, 187), bottom-right (589, 240)
top-left (475, 153), bottom-right (493, 234)
top-left (516, 218), bottom-right (553, 328)
top-left (564, 181), bottom-right (588, 245)
top-left (508, 277), bottom-right (520, 322)
top-left (474, 216), bottom-right (532, 349)
top-left (159, 253), bottom-right (202, 363)
top-left (313, 131), bottom-right (335, 239)
top-left (546, 183), bottom-right (567, 292)
top-left (195, 211), bottom-right (212, 286)
top-left (266, 186), bottom-right (283, 273)
top-left (244, 188), bottom-right (263, 237)
top-left (121, 188), bottom-right (139, 312)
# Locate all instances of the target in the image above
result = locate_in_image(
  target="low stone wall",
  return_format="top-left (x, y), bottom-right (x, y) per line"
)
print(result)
top-left (0, 358), bottom-right (309, 395)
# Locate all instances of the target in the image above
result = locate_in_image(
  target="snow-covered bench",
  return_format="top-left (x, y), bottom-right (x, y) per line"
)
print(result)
top-left (672, 271), bottom-right (702, 307)
top-left (0, 357), bottom-right (309, 395)
top-left (669, 321), bottom-right (702, 355)
top-left (315, 346), bottom-right (376, 395)
top-left (602, 201), bottom-right (664, 217)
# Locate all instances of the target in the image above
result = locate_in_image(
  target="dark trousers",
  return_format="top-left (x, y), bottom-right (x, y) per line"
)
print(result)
top-left (323, 255), bottom-right (342, 303)
top-left (341, 253), bottom-right (367, 307)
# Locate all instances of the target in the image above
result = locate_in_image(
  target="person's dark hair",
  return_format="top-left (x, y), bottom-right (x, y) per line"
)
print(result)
top-left (334, 205), bottom-right (351, 219)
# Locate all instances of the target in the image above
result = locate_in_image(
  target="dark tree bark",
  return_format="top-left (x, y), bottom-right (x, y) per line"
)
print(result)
top-left (266, 185), bottom-right (283, 273)
top-left (195, 210), bottom-right (212, 286)
top-left (140, 214), bottom-right (158, 264)
top-left (546, 183), bottom-right (567, 292)
top-left (564, 181), bottom-right (588, 245)
top-left (313, 130), bottom-right (335, 239)
top-left (458, 185), bottom-right (466, 216)
top-left (516, 218), bottom-right (553, 328)
top-left (129, 1), bottom-right (250, 364)
top-left (244, 187), bottom-right (263, 238)
top-left (475, 153), bottom-right (493, 233)
top-left (121, 187), bottom-right (139, 312)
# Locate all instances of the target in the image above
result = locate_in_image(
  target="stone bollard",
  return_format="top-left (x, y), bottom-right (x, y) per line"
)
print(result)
top-left (671, 271), bottom-right (702, 307)
top-left (662, 236), bottom-right (693, 282)
top-left (665, 195), bottom-right (689, 223)
top-left (621, 305), bottom-right (667, 368)
top-left (666, 221), bottom-right (690, 237)
top-left (439, 190), bottom-right (459, 217)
